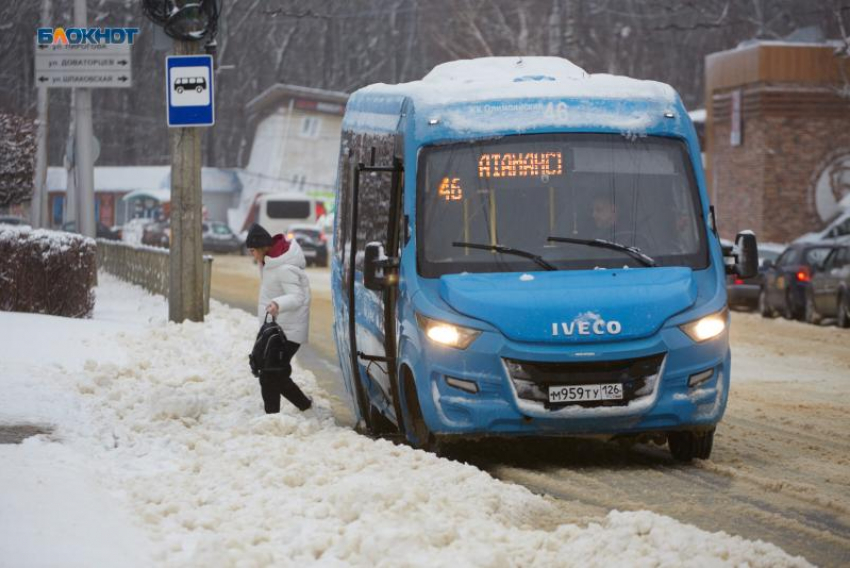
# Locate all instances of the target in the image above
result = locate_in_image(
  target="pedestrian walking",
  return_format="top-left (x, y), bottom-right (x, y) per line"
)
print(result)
top-left (246, 223), bottom-right (313, 414)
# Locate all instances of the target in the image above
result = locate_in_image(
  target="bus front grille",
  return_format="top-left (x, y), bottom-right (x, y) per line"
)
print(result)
top-left (502, 353), bottom-right (666, 409)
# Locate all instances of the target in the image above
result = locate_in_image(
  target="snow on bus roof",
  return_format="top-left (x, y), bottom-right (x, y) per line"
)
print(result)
top-left (349, 57), bottom-right (680, 134)
top-left (358, 57), bottom-right (678, 107)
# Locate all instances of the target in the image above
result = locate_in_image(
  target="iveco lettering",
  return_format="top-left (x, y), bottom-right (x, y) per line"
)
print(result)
top-left (331, 57), bottom-right (758, 462)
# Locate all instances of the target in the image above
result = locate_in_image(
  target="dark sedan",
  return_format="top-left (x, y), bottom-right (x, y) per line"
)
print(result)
top-left (287, 224), bottom-right (328, 267)
top-left (805, 245), bottom-right (850, 327)
top-left (759, 243), bottom-right (836, 320)
top-left (202, 222), bottom-right (243, 254)
top-left (0, 215), bottom-right (28, 226)
top-left (141, 220), bottom-right (170, 248)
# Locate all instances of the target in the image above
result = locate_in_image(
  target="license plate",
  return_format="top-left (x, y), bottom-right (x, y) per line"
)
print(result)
top-left (303, 250), bottom-right (317, 257)
top-left (548, 383), bottom-right (623, 404)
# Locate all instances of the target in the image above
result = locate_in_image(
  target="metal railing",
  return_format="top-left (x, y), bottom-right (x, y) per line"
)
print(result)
top-left (95, 239), bottom-right (212, 314)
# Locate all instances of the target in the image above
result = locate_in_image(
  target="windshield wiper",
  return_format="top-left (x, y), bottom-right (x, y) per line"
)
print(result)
top-left (452, 241), bottom-right (557, 271)
top-left (546, 236), bottom-right (657, 267)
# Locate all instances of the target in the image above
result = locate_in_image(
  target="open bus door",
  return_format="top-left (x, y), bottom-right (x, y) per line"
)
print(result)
top-left (346, 147), bottom-right (405, 435)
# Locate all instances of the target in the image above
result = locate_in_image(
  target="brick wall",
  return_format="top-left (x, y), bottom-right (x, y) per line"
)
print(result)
top-left (762, 117), bottom-right (850, 243)
top-left (711, 90), bottom-right (766, 242)
top-left (710, 84), bottom-right (850, 244)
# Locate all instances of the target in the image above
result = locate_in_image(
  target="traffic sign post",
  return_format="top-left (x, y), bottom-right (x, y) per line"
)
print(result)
top-left (34, 41), bottom-right (132, 88)
top-left (166, 55), bottom-right (214, 127)
top-left (166, 47), bottom-right (211, 323)
top-left (143, 2), bottom-right (220, 324)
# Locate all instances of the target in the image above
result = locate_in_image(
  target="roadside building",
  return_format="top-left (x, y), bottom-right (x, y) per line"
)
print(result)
top-left (229, 84), bottom-right (348, 232)
top-left (705, 40), bottom-right (850, 243)
top-left (46, 166), bottom-right (241, 228)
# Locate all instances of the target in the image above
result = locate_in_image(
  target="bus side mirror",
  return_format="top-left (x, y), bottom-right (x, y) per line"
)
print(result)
top-left (364, 242), bottom-right (398, 291)
top-left (727, 231), bottom-right (758, 279)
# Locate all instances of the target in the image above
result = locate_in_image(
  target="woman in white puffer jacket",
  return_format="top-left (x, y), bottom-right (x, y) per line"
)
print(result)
top-left (246, 223), bottom-right (312, 413)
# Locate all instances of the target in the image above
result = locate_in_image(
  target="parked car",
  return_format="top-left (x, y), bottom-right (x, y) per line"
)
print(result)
top-left (0, 215), bottom-right (28, 226)
top-left (141, 220), bottom-right (171, 248)
top-left (202, 221), bottom-right (243, 254)
top-left (805, 245), bottom-right (850, 327)
top-left (795, 209), bottom-right (850, 245)
top-left (287, 223), bottom-right (328, 267)
top-left (727, 242), bottom-right (785, 310)
top-left (759, 243), bottom-right (836, 320)
top-left (61, 221), bottom-right (122, 240)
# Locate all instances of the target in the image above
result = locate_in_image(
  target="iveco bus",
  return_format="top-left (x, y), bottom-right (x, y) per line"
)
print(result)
top-left (331, 57), bottom-right (757, 461)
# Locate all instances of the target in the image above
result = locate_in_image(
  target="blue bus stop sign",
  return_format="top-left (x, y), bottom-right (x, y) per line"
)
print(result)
top-left (166, 55), bottom-right (214, 127)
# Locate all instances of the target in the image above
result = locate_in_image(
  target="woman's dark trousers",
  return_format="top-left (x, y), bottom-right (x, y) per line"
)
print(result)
top-left (259, 341), bottom-right (312, 413)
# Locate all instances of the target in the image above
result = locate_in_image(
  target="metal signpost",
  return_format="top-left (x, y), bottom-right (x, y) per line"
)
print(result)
top-left (144, 0), bottom-right (220, 323)
top-left (32, 7), bottom-right (134, 238)
top-left (35, 41), bottom-right (133, 88)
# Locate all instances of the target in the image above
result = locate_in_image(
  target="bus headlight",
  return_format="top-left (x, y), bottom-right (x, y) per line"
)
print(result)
top-left (679, 308), bottom-right (728, 342)
top-left (416, 313), bottom-right (481, 350)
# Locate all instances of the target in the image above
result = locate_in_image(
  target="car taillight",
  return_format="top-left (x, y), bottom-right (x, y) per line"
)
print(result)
top-left (319, 232), bottom-right (327, 242)
top-left (734, 278), bottom-right (744, 285)
top-left (796, 269), bottom-right (810, 282)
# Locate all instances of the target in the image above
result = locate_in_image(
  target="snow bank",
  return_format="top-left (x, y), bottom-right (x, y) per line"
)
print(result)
top-left (0, 440), bottom-right (153, 568)
top-left (0, 276), bottom-right (811, 567)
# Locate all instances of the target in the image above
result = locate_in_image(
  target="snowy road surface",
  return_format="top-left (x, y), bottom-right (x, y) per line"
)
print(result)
top-left (458, 311), bottom-right (850, 568)
top-left (207, 255), bottom-right (850, 566)
top-left (0, 274), bottom-right (816, 567)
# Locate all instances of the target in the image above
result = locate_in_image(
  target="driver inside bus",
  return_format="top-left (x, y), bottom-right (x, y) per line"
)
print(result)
top-left (587, 195), bottom-right (616, 241)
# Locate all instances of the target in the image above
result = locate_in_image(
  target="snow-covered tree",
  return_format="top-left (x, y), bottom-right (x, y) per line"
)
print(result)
top-left (0, 113), bottom-right (36, 208)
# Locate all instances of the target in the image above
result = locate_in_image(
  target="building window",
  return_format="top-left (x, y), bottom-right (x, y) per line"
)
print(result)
top-left (299, 116), bottom-right (321, 138)
top-left (51, 195), bottom-right (65, 227)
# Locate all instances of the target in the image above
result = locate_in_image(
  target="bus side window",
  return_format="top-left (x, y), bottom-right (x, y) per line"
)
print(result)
top-left (355, 135), bottom-right (395, 272)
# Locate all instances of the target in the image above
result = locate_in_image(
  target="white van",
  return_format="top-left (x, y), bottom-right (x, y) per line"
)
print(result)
top-left (254, 193), bottom-right (326, 236)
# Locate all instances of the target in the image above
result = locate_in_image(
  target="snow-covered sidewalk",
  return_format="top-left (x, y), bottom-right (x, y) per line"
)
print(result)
top-left (0, 274), bottom-right (810, 567)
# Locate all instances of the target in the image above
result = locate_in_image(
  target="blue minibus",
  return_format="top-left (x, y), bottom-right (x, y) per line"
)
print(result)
top-left (331, 57), bottom-right (757, 461)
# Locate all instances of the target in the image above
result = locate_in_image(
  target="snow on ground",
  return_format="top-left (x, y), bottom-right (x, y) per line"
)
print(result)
top-left (0, 275), bottom-right (811, 567)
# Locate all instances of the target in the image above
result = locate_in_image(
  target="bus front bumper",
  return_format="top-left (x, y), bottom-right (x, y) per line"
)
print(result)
top-left (406, 326), bottom-right (730, 438)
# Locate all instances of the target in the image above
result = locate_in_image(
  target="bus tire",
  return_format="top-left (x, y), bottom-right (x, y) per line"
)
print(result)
top-left (401, 366), bottom-right (440, 452)
top-left (667, 428), bottom-right (714, 462)
top-left (176, 86), bottom-right (184, 94)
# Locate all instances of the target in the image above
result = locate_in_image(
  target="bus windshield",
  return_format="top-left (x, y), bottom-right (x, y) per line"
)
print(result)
top-left (417, 133), bottom-right (708, 277)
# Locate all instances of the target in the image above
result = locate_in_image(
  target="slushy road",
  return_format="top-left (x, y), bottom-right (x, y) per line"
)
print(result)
top-left (210, 254), bottom-right (850, 567)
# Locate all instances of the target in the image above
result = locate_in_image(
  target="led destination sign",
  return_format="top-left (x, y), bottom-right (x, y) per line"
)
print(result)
top-left (478, 151), bottom-right (563, 178)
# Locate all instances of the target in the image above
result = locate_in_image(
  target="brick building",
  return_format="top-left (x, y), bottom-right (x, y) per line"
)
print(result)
top-left (705, 41), bottom-right (850, 243)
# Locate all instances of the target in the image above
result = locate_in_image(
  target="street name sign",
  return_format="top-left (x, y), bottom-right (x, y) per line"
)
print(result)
top-left (166, 55), bottom-right (215, 128)
top-left (34, 41), bottom-right (132, 88)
